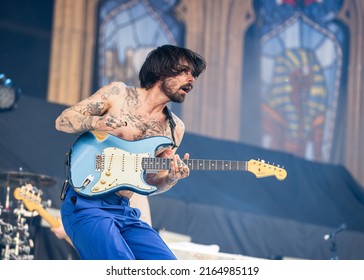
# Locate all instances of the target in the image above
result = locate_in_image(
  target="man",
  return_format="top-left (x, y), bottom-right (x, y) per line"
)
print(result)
top-left (55, 45), bottom-right (206, 259)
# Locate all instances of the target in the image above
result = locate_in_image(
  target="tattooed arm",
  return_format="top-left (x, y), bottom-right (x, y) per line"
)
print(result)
top-left (147, 151), bottom-right (190, 194)
top-left (55, 82), bottom-right (127, 134)
top-left (146, 120), bottom-right (191, 194)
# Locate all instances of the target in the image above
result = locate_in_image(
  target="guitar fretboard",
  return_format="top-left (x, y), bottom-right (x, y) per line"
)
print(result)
top-left (142, 158), bottom-right (248, 171)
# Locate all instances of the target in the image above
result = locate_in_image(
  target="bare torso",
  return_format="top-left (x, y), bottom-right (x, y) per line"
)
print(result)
top-left (94, 83), bottom-right (183, 198)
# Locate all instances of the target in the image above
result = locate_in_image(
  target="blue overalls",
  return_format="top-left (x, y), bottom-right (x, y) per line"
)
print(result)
top-left (61, 186), bottom-right (176, 260)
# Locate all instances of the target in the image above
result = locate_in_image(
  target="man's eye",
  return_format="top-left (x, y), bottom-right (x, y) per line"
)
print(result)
top-left (179, 67), bottom-right (189, 72)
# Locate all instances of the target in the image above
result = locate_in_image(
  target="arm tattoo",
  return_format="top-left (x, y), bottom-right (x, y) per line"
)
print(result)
top-left (81, 102), bottom-right (105, 116)
top-left (59, 116), bottom-right (76, 130)
top-left (109, 85), bottom-right (120, 96)
top-left (80, 115), bottom-right (94, 130)
top-left (98, 85), bottom-right (120, 101)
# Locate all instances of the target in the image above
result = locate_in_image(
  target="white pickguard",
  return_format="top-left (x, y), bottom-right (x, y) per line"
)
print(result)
top-left (90, 147), bottom-right (154, 194)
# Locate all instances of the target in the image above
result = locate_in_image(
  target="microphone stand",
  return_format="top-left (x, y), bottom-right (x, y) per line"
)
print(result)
top-left (324, 223), bottom-right (346, 260)
top-left (329, 235), bottom-right (338, 260)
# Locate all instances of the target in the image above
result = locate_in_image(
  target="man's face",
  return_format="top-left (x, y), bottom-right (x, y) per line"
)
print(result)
top-left (160, 69), bottom-right (194, 103)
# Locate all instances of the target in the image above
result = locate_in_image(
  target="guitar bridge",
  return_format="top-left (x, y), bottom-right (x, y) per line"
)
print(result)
top-left (95, 154), bottom-right (104, 172)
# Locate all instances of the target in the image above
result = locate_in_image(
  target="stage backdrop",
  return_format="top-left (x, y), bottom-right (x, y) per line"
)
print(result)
top-left (1, 94), bottom-right (364, 260)
top-left (95, 0), bottom-right (348, 166)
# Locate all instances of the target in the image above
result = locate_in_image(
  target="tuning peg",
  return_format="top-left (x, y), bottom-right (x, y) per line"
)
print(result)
top-left (31, 186), bottom-right (38, 194)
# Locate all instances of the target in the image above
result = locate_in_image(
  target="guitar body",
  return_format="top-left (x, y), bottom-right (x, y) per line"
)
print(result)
top-left (69, 131), bottom-right (173, 197)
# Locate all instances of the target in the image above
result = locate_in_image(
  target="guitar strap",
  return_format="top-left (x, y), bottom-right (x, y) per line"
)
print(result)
top-left (164, 106), bottom-right (178, 149)
top-left (60, 150), bottom-right (71, 201)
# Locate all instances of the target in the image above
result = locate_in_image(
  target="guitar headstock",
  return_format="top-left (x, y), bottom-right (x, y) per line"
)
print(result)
top-left (13, 184), bottom-right (43, 211)
top-left (247, 159), bottom-right (287, 180)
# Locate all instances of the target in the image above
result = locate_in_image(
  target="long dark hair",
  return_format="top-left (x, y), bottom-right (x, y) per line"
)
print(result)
top-left (139, 45), bottom-right (206, 89)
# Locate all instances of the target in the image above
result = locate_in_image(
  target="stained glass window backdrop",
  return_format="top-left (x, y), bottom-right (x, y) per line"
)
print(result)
top-left (97, 0), bottom-right (184, 87)
top-left (257, 0), bottom-right (346, 162)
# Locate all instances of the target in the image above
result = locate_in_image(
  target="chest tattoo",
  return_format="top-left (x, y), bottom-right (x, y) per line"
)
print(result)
top-left (125, 87), bottom-right (140, 109)
top-left (120, 88), bottom-right (170, 140)
top-left (133, 119), bottom-right (167, 140)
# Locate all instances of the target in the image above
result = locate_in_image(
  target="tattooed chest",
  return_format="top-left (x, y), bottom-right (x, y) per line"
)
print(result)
top-left (125, 115), bottom-right (170, 140)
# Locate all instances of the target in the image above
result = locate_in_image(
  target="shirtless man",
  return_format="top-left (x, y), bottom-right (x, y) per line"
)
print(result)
top-left (55, 45), bottom-right (206, 259)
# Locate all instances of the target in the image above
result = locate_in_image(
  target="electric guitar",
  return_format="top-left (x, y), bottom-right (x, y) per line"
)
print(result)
top-left (68, 131), bottom-right (287, 197)
top-left (13, 185), bottom-right (73, 246)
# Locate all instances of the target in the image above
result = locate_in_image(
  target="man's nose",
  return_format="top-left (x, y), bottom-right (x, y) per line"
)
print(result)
top-left (187, 72), bottom-right (195, 82)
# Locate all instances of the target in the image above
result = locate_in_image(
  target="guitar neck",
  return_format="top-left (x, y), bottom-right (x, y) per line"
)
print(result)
top-left (142, 158), bottom-right (248, 171)
top-left (34, 207), bottom-right (61, 228)
top-left (36, 207), bottom-right (73, 247)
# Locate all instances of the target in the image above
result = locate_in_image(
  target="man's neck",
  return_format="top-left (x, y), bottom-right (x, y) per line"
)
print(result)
top-left (139, 85), bottom-right (169, 115)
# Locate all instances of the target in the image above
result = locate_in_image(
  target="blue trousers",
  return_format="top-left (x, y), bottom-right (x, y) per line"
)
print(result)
top-left (61, 187), bottom-right (176, 260)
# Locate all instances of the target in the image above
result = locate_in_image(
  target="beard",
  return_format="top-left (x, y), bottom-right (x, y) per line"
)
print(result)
top-left (160, 78), bottom-right (187, 103)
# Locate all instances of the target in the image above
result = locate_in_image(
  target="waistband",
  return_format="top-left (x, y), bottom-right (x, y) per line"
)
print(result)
top-left (62, 182), bottom-right (130, 207)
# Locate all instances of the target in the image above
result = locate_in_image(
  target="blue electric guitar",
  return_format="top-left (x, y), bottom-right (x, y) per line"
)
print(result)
top-left (68, 131), bottom-right (287, 197)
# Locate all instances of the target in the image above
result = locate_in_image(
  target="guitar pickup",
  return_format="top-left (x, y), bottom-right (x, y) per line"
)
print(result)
top-left (95, 154), bottom-right (105, 172)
